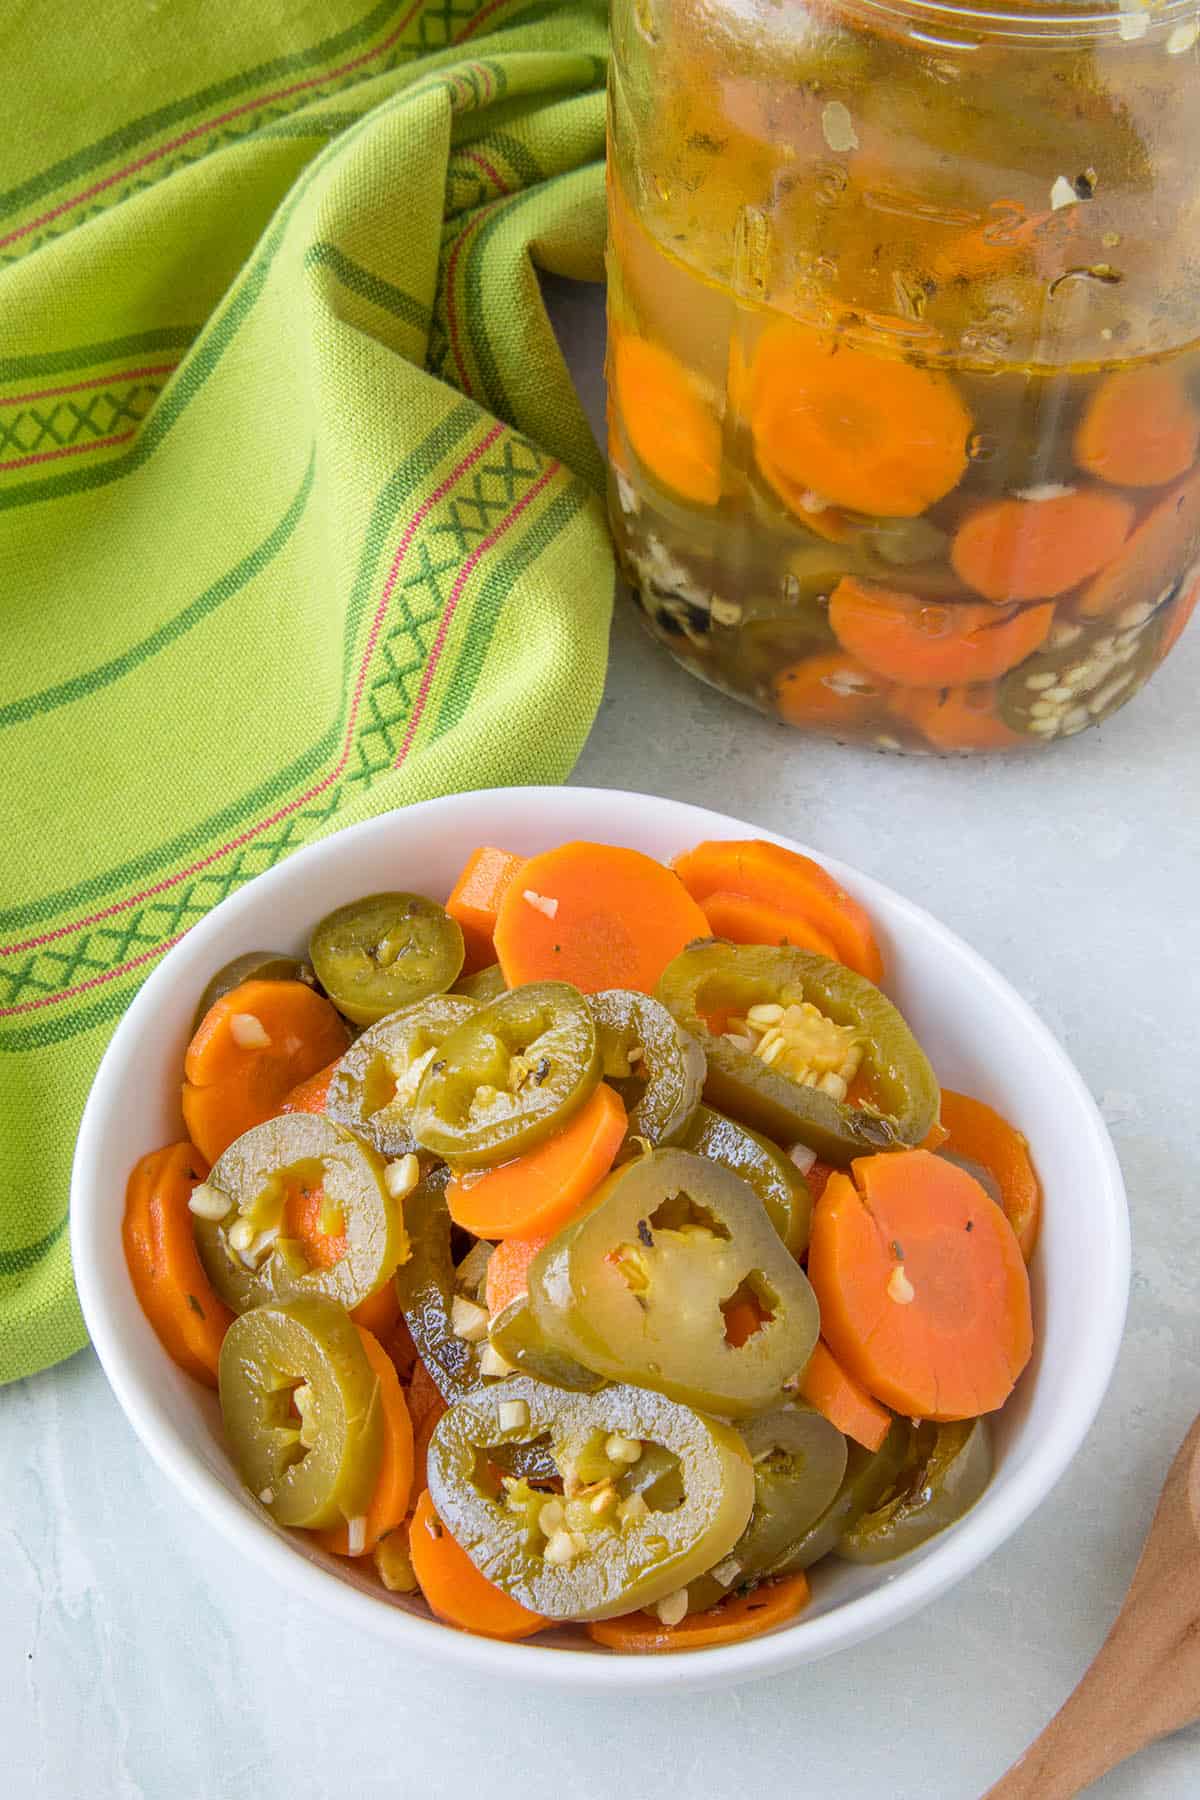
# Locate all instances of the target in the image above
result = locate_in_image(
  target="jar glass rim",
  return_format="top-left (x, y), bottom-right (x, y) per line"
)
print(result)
top-left (833, 0), bottom-right (1199, 46)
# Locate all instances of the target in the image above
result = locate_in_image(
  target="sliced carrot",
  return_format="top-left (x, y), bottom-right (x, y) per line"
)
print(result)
top-left (485, 1235), bottom-right (549, 1315)
top-left (951, 490), bottom-right (1134, 602)
top-left (671, 839), bottom-right (884, 984)
top-left (122, 1143), bottom-right (234, 1387)
top-left (748, 322), bottom-right (971, 518)
top-left (797, 1340), bottom-right (892, 1452)
top-left (494, 841), bottom-right (711, 995)
top-left (586, 1574), bottom-right (810, 1652)
top-left (352, 1277), bottom-right (402, 1339)
top-left (611, 331), bottom-right (721, 507)
top-left (283, 1176), bottom-right (347, 1272)
top-left (446, 846), bottom-right (524, 974)
top-left (447, 1083), bottom-right (627, 1241)
top-left (699, 890), bottom-right (840, 960)
top-left (279, 1056), bottom-right (340, 1115)
top-left (807, 1149), bottom-right (1033, 1421)
top-left (773, 652), bottom-right (891, 733)
top-left (1075, 470), bottom-right (1200, 619)
top-left (1075, 364), bottom-right (1200, 490)
top-left (804, 1158), bottom-right (836, 1205)
top-left (830, 577), bottom-right (1054, 688)
top-left (181, 978), bottom-right (348, 1162)
top-left (887, 682), bottom-right (1026, 752)
top-left (723, 1292), bottom-right (768, 1348)
top-left (1158, 562), bottom-right (1200, 662)
top-left (938, 1089), bottom-right (1041, 1263)
top-left (313, 1327), bottom-right (413, 1556)
top-left (410, 1488), bottom-right (548, 1641)
top-left (411, 1392), bottom-right (448, 1494)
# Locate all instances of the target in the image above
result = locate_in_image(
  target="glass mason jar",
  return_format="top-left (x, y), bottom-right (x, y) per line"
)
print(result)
top-left (605, 0), bottom-right (1200, 752)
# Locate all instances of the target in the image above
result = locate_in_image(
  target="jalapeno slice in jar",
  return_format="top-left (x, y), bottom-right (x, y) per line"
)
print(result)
top-left (681, 1105), bottom-right (812, 1255)
top-left (411, 981), bottom-right (601, 1169)
top-left (771, 1421), bottom-right (915, 1574)
top-left (218, 1295), bottom-right (383, 1528)
top-left (309, 893), bottom-right (465, 1026)
top-left (191, 952), bottom-right (313, 1032)
top-left (193, 1114), bottom-right (405, 1314)
top-left (325, 995), bottom-right (478, 1157)
top-left (528, 1147), bottom-right (820, 1418)
top-left (835, 1418), bottom-right (992, 1564)
top-left (452, 963), bottom-right (507, 1004)
top-left (657, 941), bottom-right (938, 1165)
top-left (590, 988), bottom-right (706, 1151)
top-left (687, 1404), bottom-right (847, 1611)
top-left (426, 1377), bottom-right (754, 1620)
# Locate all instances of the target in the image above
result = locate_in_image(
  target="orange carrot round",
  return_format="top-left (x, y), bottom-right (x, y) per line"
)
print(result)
top-left (411, 1392), bottom-right (448, 1494)
top-left (808, 1150), bottom-right (1033, 1421)
top-left (671, 839), bottom-right (883, 984)
top-left (282, 1176), bottom-right (346, 1272)
top-left (887, 683), bottom-right (1025, 753)
top-left (447, 1083), bottom-right (627, 1240)
top-left (409, 1488), bottom-right (548, 1641)
top-left (1075, 364), bottom-right (1200, 490)
top-left (749, 323), bottom-right (971, 518)
top-left (278, 1057), bottom-right (341, 1115)
top-left (122, 1143), bottom-right (234, 1386)
top-left (1158, 564), bottom-right (1200, 662)
top-left (493, 841), bottom-right (710, 995)
top-left (586, 1574), bottom-right (810, 1652)
top-left (352, 1277), bottom-right (402, 1339)
top-left (797, 1340), bottom-right (893, 1451)
top-left (830, 577), bottom-right (1054, 687)
top-left (699, 890), bottom-right (840, 960)
top-left (181, 978), bottom-right (348, 1162)
top-left (313, 1327), bottom-right (413, 1556)
top-left (938, 1088), bottom-right (1042, 1263)
top-left (485, 1234), bottom-right (550, 1315)
top-left (611, 331), bottom-right (721, 507)
top-left (1075, 471), bottom-right (1200, 619)
top-left (773, 652), bottom-right (891, 734)
top-left (951, 490), bottom-right (1134, 601)
top-left (446, 846), bottom-right (524, 973)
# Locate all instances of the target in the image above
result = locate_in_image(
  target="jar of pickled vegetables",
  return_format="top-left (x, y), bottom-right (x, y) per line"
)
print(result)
top-left (605, 0), bottom-right (1200, 752)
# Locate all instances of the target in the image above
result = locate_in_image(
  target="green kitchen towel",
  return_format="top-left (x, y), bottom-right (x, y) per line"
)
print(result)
top-left (0, 0), bottom-right (613, 1384)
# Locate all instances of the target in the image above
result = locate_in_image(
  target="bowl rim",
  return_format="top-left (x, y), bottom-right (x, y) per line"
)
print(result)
top-left (71, 785), bottom-right (1130, 1693)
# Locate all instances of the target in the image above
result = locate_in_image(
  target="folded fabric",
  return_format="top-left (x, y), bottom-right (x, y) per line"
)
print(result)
top-left (0, 0), bottom-right (613, 1383)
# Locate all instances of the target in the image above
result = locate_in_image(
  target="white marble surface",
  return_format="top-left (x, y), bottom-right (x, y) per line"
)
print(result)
top-left (3, 280), bottom-right (1199, 1800)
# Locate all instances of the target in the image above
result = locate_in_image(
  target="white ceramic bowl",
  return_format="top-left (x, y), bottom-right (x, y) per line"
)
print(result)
top-left (72, 787), bottom-right (1129, 1694)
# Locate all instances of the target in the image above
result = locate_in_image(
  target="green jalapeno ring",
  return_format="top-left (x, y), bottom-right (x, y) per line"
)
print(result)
top-left (528, 1147), bottom-right (820, 1419)
top-left (487, 1296), bottom-right (605, 1392)
top-left (682, 1104), bottom-right (813, 1255)
top-left (590, 988), bottom-right (706, 1151)
top-left (218, 1295), bottom-right (383, 1529)
top-left (835, 1418), bottom-right (992, 1564)
top-left (194, 1114), bottom-right (406, 1314)
top-left (427, 1377), bottom-right (755, 1620)
top-left (411, 980), bottom-right (601, 1169)
top-left (325, 995), bottom-right (479, 1158)
top-left (771, 1421), bottom-right (910, 1574)
top-left (309, 892), bottom-right (465, 1027)
top-left (657, 940), bottom-right (939, 1165)
top-left (453, 964), bottom-right (507, 1003)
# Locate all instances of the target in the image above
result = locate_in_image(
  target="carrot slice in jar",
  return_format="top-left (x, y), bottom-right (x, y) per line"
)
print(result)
top-left (748, 323), bottom-right (972, 519)
top-left (951, 490), bottom-right (1134, 601)
top-left (830, 577), bottom-right (1054, 686)
top-left (611, 331), bottom-right (721, 507)
top-left (1157, 562), bottom-right (1200, 662)
top-left (1075, 471), bottom-right (1200, 619)
top-left (887, 683), bottom-right (1026, 752)
top-left (1075, 364), bottom-right (1200, 490)
top-left (772, 652), bottom-right (890, 732)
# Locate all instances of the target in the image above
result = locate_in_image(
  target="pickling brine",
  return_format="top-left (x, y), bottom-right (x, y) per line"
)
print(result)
top-left (606, 0), bottom-right (1200, 751)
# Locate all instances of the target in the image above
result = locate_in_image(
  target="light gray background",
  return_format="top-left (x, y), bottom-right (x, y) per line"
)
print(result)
top-left (2, 280), bottom-right (1197, 1799)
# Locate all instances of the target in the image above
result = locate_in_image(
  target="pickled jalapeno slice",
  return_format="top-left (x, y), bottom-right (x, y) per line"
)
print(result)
top-left (426, 1378), bottom-right (754, 1620)
top-left (193, 1113), bottom-right (406, 1314)
top-left (681, 1104), bottom-right (812, 1255)
top-left (590, 987), bottom-right (706, 1150)
top-left (836, 1418), bottom-right (992, 1564)
top-left (687, 1404), bottom-right (847, 1612)
top-left (218, 1295), bottom-right (383, 1529)
top-left (411, 980), bottom-right (600, 1168)
top-left (527, 1147), bottom-right (820, 1418)
top-left (657, 940), bottom-right (939, 1164)
top-left (487, 1296), bottom-right (605, 1394)
top-left (325, 994), bottom-right (478, 1158)
top-left (452, 963), bottom-right (507, 1004)
top-left (309, 892), bottom-right (465, 1026)
top-left (771, 1422), bottom-right (911, 1575)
